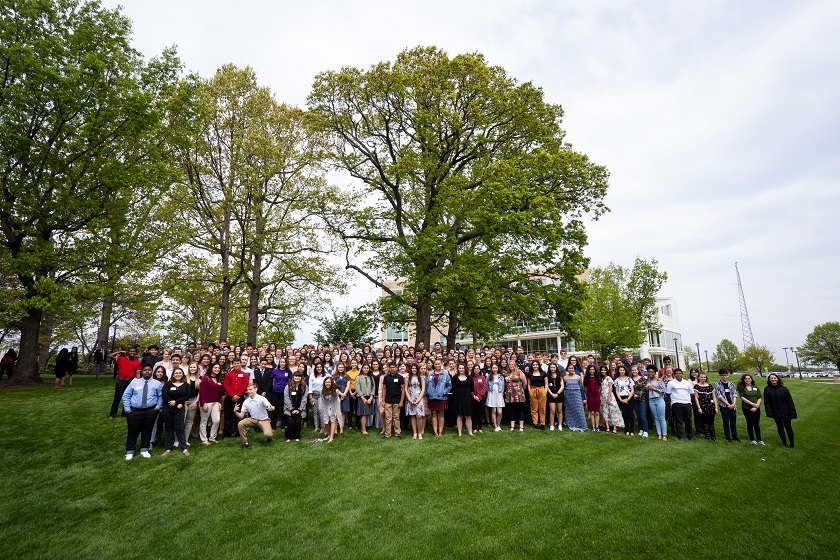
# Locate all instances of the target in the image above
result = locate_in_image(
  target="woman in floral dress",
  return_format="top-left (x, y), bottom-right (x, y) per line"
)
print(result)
top-left (504, 360), bottom-right (527, 431)
top-left (405, 366), bottom-right (426, 439)
top-left (600, 365), bottom-right (623, 433)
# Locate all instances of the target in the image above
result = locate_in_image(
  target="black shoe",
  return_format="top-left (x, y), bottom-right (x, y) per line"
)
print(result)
top-left (687, 436), bottom-right (695, 441)
top-left (396, 435), bottom-right (401, 439)
top-left (732, 436), bottom-right (740, 442)
top-left (266, 438), bottom-right (272, 444)
top-left (242, 443), bottom-right (249, 449)
top-left (725, 436), bottom-right (732, 442)
top-left (711, 435), bottom-right (717, 442)
top-left (678, 436), bottom-right (685, 440)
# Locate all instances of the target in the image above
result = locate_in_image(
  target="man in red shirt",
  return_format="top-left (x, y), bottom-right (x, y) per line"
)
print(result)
top-left (108, 348), bottom-right (141, 419)
top-left (223, 357), bottom-right (250, 439)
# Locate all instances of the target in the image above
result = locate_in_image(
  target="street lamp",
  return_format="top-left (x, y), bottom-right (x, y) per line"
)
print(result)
top-left (696, 343), bottom-right (701, 371)
top-left (704, 350), bottom-right (710, 372)
top-left (792, 348), bottom-right (802, 379)
top-left (782, 347), bottom-right (790, 375)
top-left (673, 338), bottom-right (680, 369)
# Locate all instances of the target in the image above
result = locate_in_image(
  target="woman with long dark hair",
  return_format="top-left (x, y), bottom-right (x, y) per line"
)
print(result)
top-left (319, 376), bottom-right (342, 442)
top-left (161, 368), bottom-right (190, 456)
top-left (613, 364), bottom-right (635, 436)
top-left (693, 372), bottom-right (718, 442)
top-left (764, 373), bottom-right (797, 448)
top-left (470, 364), bottom-right (487, 433)
top-left (737, 374), bottom-right (764, 445)
top-left (283, 371), bottom-right (307, 442)
top-left (583, 364), bottom-right (602, 432)
top-left (546, 363), bottom-right (564, 430)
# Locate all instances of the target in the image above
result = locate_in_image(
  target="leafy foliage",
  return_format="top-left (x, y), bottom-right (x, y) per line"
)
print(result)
top-left (566, 259), bottom-right (667, 359)
top-left (308, 46), bottom-right (608, 346)
top-left (741, 344), bottom-right (774, 374)
top-left (315, 302), bottom-right (382, 345)
top-left (712, 338), bottom-right (741, 373)
top-left (799, 321), bottom-right (840, 371)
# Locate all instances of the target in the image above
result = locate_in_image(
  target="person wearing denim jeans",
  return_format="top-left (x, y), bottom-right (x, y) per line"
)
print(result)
top-left (631, 366), bottom-right (649, 437)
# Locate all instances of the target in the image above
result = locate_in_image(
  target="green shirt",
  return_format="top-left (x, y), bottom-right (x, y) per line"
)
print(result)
top-left (737, 386), bottom-right (762, 407)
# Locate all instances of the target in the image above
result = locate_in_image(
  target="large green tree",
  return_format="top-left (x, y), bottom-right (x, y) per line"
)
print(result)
top-left (566, 259), bottom-right (667, 360)
top-left (308, 47), bottom-right (608, 348)
top-left (0, 0), bottom-right (179, 382)
top-left (169, 65), bottom-right (342, 345)
top-left (314, 302), bottom-right (381, 346)
top-left (712, 338), bottom-right (741, 373)
top-left (799, 321), bottom-right (840, 372)
top-left (741, 344), bottom-right (774, 374)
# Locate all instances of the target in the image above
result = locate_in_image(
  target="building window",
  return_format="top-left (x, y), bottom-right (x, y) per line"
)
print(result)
top-left (386, 325), bottom-right (409, 343)
top-left (661, 304), bottom-right (671, 317)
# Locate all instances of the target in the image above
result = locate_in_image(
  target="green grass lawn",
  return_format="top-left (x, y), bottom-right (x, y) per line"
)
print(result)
top-left (0, 375), bottom-right (837, 559)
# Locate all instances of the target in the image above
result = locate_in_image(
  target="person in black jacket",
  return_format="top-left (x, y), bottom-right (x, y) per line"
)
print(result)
top-left (54, 348), bottom-right (70, 388)
top-left (764, 373), bottom-right (797, 448)
top-left (161, 368), bottom-right (191, 456)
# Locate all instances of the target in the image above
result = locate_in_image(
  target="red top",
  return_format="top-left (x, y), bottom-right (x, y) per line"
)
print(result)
top-left (224, 368), bottom-right (249, 398)
top-left (471, 374), bottom-right (487, 399)
top-left (116, 355), bottom-right (141, 380)
top-left (199, 375), bottom-right (224, 405)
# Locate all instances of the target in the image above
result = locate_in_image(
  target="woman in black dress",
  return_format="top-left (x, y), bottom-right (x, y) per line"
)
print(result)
top-left (693, 372), bottom-right (718, 442)
top-left (451, 363), bottom-right (474, 436)
top-left (54, 348), bottom-right (69, 388)
top-left (764, 373), bottom-right (797, 448)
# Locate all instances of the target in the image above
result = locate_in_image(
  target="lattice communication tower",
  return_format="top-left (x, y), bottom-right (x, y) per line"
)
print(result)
top-left (735, 262), bottom-right (755, 348)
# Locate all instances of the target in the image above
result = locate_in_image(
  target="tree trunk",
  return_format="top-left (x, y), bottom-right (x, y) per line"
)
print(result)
top-left (16, 309), bottom-right (44, 384)
top-left (219, 203), bottom-right (231, 342)
top-left (96, 293), bottom-right (114, 351)
top-left (220, 274), bottom-right (230, 343)
top-left (415, 299), bottom-right (432, 350)
top-left (445, 309), bottom-right (459, 353)
top-left (246, 253), bottom-right (262, 346)
top-left (38, 314), bottom-right (54, 368)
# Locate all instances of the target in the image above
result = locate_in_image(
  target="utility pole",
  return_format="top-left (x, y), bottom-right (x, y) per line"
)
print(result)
top-left (674, 338), bottom-right (680, 369)
top-left (792, 348), bottom-right (802, 379)
top-left (696, 343), bottom-right (701, 371)
top-left (704, 350), bottom-right (710, 372)
top-left (782, 347), bottom-right (790, 376)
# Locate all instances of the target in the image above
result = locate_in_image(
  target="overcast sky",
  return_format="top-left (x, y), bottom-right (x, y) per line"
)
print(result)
top-left (104, 0), bottom-right (840, 364)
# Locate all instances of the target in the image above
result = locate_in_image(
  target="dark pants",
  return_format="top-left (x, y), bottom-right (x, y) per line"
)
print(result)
top-left (631, 400), bottom-right (649, 432)
top-left (742, 405), bottom-right (762, 441)
top-left (285, 413), bottom-right (302, 440)
top-left (618, 400), bottom-right (635, 433)
top-left (672, 403), bottom-right (695, 439)
top-left (0, 362), bottom-right (14, 379)
top-left (471, 397), bottom-right (485, 430)
top-left (720, 406), bottom-right (738, 439)
top-left (693, 406), bottom-right (704, 435)
top-left (126, 407), bottom-right (157, 453)
top-left (163, 406), bottom-right (187, 450)
top-left (110, 379), bottom-right (131, 417)
top-left (270, 391), bottom-right (285, 428)
top-left (223, 396), bottom-right (239, 438)
top-left (773, 417), bottom-right (794, 447)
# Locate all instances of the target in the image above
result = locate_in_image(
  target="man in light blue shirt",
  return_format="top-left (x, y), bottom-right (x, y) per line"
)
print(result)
top-left (122, 364), bottom-right (163, 460)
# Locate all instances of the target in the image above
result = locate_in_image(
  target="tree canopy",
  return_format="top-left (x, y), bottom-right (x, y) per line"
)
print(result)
top-left (712, 339), bottom-right (741, 373)
top-left (799, 321), bottom-right (840, 372)
top-left (308, 46), bottom-right (608, 348)
top-left (566, 258), bottom-right (667, 359)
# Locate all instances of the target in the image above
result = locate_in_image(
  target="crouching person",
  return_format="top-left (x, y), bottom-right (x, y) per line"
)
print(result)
top-left (234, 382), bottom-right (275, 449)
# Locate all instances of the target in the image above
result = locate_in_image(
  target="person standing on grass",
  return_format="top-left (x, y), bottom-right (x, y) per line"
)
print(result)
top-left (666, 368), bottom-right (695, 440)
top-left (355, 363), bottom-right (376, 435)
top-left (234, 381), bottom-right (275, 449)
top-left (223, 358), bottom-right (249, 439)
top-left (600, 365), bottom-right (622, 434)
top-left (764, 373), bottom-right (797, 448)
top-left (319, 376), bottom-right (342, 442)
top-left (646, 365), bottom-right (667, 440)
top-left (485, 363), bottom-right (506, 432)
top-left (562, 363), bottom-right (587, 432)
top-left (546, 363), bottom-right (564, 431)
top-left (54, 348), bottom-right (70, 388)
top-left (382, 361), bottom-right (405, 438)
top-left (334, 363), bottom-right (351, 434)
top-left (715, 369), bottom-right (740, 442)
top-left (584, 364), bottom-right (602, 433)
top-left (451, 363), bottom-right (474, 437)
top-left (183, 362), bottom-right (201, 443)
top-left (283, 371), bottom-right (307, 442)
top-left (693, 372), bottom-right (719, 442)
top-left (308, 362), bottom-right (329, 435)
top-left (161, 368), bottom-right (190, 456)
top-left (426, 358), bottom-right (452, 437)
top-left (526, 360), bottom-right (547, 429)
top-left (470, 364), bottom-right (487, 434)
top-left (505, 360), bottom-right (528, 432)
top-left (405, 364), bottom-right (427, 439)
top-left (199, 363), bottom-right (224, 444)
top-left (737, 374), bottom-right (764, 445)
top-left (613, 364), bottom-right (635, 436)
top-left (270, 356), bottom-right (291, 429)
top-left (67, 346), bottom-right (79, 386)
top-left (122, 364), bottom-right (163, 460)
top-left (630, 365), bottom-right (649, 438)
top-left (149, 366), bottom-right (169, 450)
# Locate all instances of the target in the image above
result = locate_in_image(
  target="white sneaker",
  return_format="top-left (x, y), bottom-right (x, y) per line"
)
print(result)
top-left (750, 440), bottom-right (757, 445)
top-left (639, 430), bottom-right (644, 436)
top-left (550, 425), bottom-right (555, 431)
top-left (125, 453), bottom-right (134, 461)
top-left (558, 425), bottom-right (563, 431)
top-left (140, 451), bottom-right (152, 459)
top-left (642, 432), bottom-right (648, 438)
top-left (758, 440), bottom-right (766, 445)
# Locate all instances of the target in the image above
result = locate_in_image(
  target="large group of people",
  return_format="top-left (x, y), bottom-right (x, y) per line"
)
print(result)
top-left (109, 340), bottom-right (799, 459)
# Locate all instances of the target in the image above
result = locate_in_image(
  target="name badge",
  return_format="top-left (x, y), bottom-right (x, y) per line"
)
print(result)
top-left (170, 387), bottom-right (176, 391)
top-left (291, 391), bottom-right (297, 396)
top-left (393, 379), bottom-right (399, 382)
top-left (239, 373), bottom-right (244, 378)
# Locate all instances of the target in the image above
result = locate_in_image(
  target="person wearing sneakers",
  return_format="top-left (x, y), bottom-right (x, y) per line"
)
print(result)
top-left (122, 364), bottom-right (163, 460)
top-left (234, 381), bottom-right (275, 448)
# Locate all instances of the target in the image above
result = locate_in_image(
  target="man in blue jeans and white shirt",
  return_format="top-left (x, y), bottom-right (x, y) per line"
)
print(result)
top-left (122, 364), bottom-right (164, 460)
top-left (715, 369), bottom-right (740, 442)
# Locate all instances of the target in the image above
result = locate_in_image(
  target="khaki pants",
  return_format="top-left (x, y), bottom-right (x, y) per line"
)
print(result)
top-left (530, 386), bottom-right (547, 425)
top-left (237, 417), bottom-right (273, 443)
top-left (384, 403), bottom-right (401, 437)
